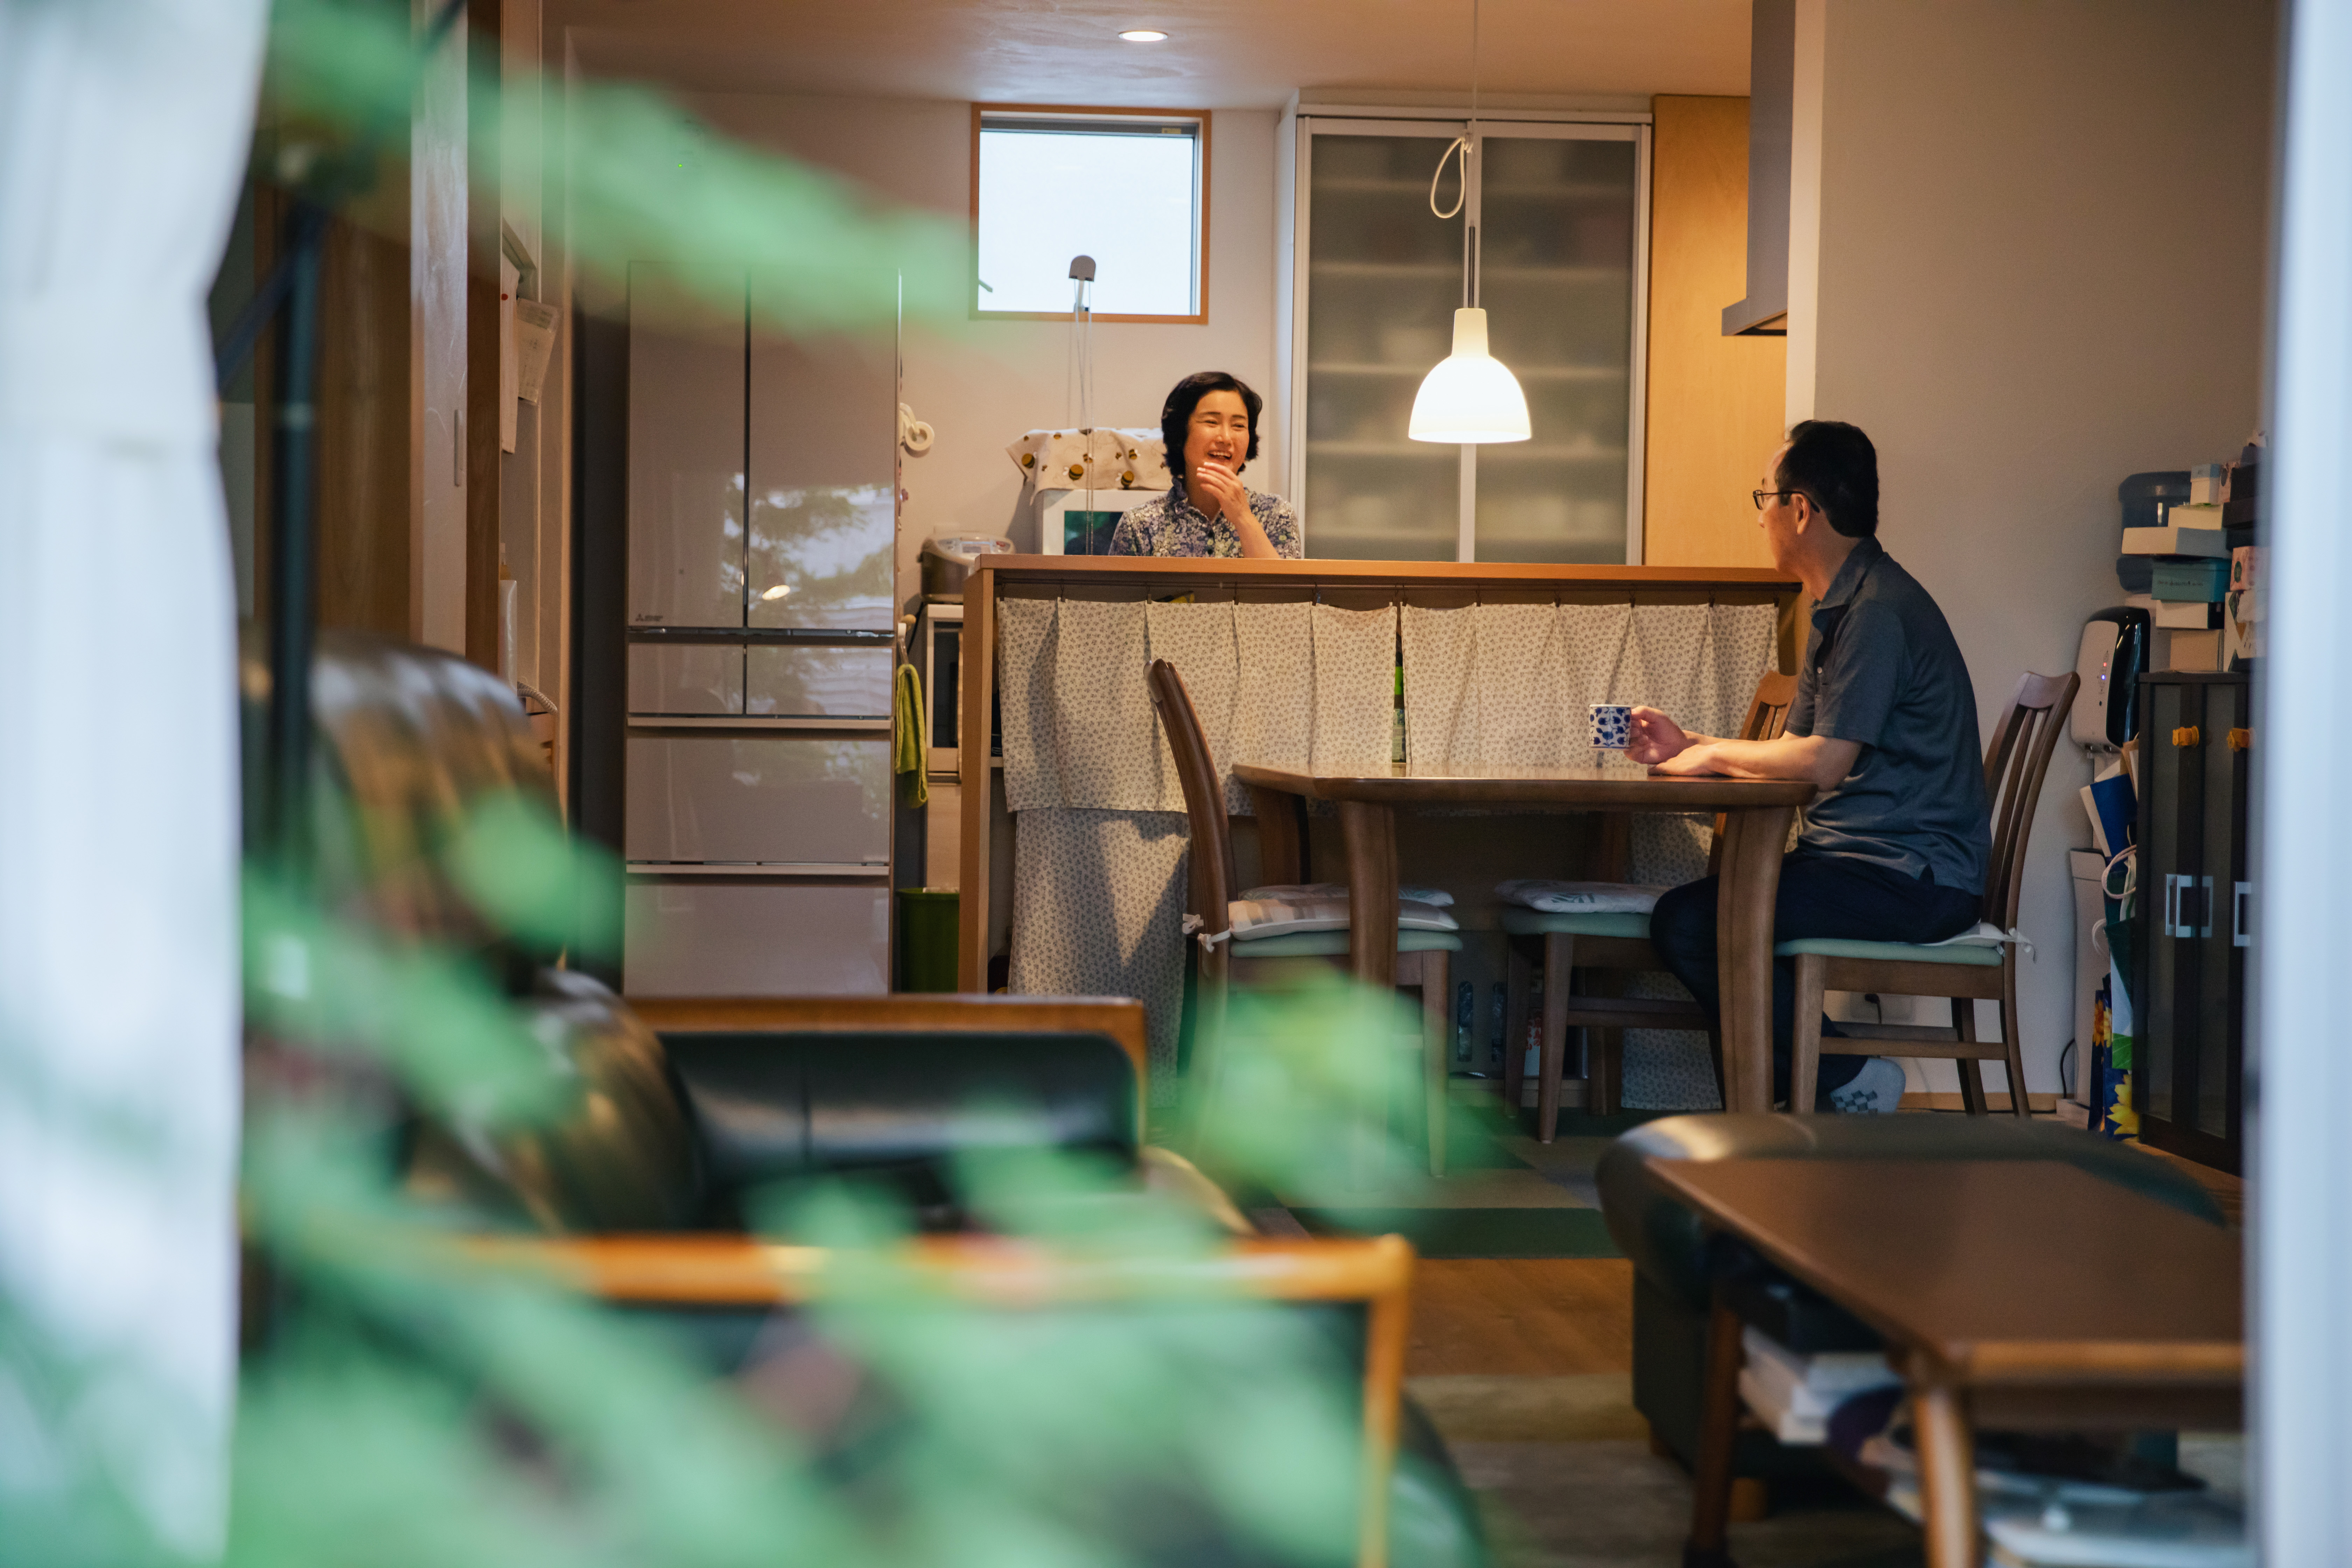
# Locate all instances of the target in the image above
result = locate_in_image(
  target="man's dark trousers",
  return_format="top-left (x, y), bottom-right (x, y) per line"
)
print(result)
top-left (1648, 849), bottom-right (1981, 1103)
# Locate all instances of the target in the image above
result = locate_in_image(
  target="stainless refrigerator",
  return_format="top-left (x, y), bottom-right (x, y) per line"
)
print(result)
top-left (621, 265), bottom-right (895, 995)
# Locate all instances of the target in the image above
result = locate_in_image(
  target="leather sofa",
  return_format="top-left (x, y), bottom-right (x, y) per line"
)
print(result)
top-left (1595, 1112), bottom-right (2226, 1477)
top-left (257, 630), bottom-right (1489, 1568)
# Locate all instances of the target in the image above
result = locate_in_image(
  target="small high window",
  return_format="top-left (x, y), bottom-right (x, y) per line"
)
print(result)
top-left (971, 106), bottom-right (1209, 322)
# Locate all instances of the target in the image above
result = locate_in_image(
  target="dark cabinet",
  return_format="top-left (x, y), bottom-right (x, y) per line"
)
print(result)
top-left (2134, 673), bottom-right (2250, 1173)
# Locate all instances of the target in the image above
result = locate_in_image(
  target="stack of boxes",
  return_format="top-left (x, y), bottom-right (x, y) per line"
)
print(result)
top-left (2116, 443), bottom-right (2261, 672)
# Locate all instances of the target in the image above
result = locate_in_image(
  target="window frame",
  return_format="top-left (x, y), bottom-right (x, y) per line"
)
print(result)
top-left (968, 103), bottom-right (1212, 325)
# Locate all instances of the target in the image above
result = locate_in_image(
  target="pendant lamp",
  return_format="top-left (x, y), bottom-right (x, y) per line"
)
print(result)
top-left (1408, 0), bottom-right (1530, 446)
top-left (1409, 306), bottom-right (1529, 442)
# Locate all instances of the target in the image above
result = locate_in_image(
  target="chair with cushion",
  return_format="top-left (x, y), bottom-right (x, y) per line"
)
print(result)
top-left (1784, 669), bottom-right (2079, 1115)
top-left (1147, 658), bottom-right (1462, 1175)
top-left (1500, 670), bottom-right (1799, 1136)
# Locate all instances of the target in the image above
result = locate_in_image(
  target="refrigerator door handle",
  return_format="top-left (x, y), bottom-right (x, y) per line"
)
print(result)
top-left (2234, 880), bottom-right (2253, 948)
top-left (2198, 875), bottom-right (2214, 939)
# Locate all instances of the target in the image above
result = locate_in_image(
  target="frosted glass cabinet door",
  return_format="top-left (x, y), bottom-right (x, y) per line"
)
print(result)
top-left (1293, 119), bottom-right (1647, 563)
top-left (747, 274), bottom-right (895, 631)
top-left (1301, 125), bottom-right (1469, 561)
top-left (1472, 128), bottom-right (1641, 564)
top-left (628, 265), bottom-right (747, 629)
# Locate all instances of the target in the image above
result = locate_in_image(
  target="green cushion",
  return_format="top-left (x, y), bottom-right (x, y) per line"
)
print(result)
top-left (1773, 936), bottom-right (2003, 967)
top-left (1499, 908), bottom-right (1654, 939)
top-left (1230, 927), bottom-right (1464, 958)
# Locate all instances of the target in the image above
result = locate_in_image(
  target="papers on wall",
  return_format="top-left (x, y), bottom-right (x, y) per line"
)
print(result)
top-left (513, 299), bottom-right (560, 405)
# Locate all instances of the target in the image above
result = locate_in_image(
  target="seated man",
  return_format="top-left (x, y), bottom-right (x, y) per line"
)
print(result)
top-left (1630, 420), bottom-right (1988, 1114)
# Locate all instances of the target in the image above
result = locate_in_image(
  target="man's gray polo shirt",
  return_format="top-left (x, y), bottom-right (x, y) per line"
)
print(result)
top-left (1787, 535), bottom-right (1990, 894)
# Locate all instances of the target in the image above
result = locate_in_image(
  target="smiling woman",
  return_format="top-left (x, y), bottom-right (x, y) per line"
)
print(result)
top-left (1109, 371), bottom-right (1301, 559)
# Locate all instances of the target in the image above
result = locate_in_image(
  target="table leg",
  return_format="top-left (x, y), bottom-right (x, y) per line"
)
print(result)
top-left (1911, 1380), bottom-right (1979, 1568)
top-left (1715, 804), bottom-right (1795, 1113)
top-left (1683, 1294), bottom-right (1745, 1568)
top-left (1250, 785), bottom-right (1308, 886)
top-left (1341, 800), bottom-right (1399, 990)
top-left (1341, 800), bottom-right (1401, 1186)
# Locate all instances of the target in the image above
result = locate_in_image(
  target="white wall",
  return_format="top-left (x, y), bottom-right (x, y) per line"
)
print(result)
top-left (686, 92), bottom-right (1280, 605)
top-left (1791, 0), bottom-right (2276, 1096)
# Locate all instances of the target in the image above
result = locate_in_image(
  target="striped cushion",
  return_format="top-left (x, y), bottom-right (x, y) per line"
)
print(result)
top-left (1229, 927), bottom-right (1464, 958)
top-left (1498, 909), bottom-right (1654, 940)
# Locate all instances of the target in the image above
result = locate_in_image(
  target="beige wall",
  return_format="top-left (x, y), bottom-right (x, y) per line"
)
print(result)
top-left (686, 93), bottom-right (1279, 607)
top-left (1794, 0), bottom-right (2276, 1097)
top-left (1643, 94), bottom-right (1785, 569)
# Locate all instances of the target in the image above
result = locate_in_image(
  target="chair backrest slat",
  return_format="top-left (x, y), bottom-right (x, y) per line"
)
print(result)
top-left (1704, 668), bottom-right (1804, 877)
top-left (1146, 660), bottom-right (1237, 933)
top-left (1980, 670), bottom-right (2081, 928)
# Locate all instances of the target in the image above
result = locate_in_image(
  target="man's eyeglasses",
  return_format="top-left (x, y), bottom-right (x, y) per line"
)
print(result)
top-left (1751, 489), bottom-right (1798, 510)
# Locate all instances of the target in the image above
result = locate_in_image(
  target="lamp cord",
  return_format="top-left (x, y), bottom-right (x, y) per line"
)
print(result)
top-left (1427, 0), bottom-right (1479, 301)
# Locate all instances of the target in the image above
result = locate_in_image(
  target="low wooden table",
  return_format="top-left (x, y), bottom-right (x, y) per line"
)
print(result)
top-left (1230, 764), bottom-right (1815, 1114)
top-left (1645, 1157), bottom-right (2244, 1568)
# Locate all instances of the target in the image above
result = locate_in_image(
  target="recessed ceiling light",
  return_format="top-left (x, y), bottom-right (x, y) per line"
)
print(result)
top-left (1118, 29), bottom-right (1168, 43)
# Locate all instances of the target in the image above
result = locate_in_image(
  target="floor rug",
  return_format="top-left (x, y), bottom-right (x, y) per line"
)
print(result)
top-left (1289, 1206), bottom-right (1621, 1259)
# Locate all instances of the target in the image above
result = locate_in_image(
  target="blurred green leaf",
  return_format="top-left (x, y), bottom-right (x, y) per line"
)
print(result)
top-left (441, 789), bottom-right (622, 961)
top-left (265, 0), bottom-right (969, 332)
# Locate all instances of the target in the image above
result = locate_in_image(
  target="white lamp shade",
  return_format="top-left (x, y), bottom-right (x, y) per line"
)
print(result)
top-left (1408, 308), bottom-right (1531, 443)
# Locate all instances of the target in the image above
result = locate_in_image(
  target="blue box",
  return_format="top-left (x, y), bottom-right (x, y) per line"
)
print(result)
top-left (2151, 557), bottom-right (2229, 602)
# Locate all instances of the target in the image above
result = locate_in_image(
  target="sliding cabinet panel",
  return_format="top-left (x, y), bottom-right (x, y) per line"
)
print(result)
top-left (1472, 127), bottom-right (1641, 564)
top-left (2139, 680), bottom-right (2194, 1130)
top-left (2194, 679), bottom-right (2245, 1147)
top-left (1300, 123), bottom-right (1468, 561)
top-left (627, 265), bottom-right (746, 629)
top-left (746, 279), bottom-right (894, 631)
top-left (746, 645), bottom-right (893, 718)
top-left (627, 643), bottom-right (744, 715)
top-left (625, 733), bottom-right (888, 866)
top-left (624, 879), bottom-right (889, 997)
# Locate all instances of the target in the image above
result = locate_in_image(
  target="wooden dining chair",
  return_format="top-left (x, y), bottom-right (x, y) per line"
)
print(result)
top-left (1502, 670), bottom-right (1800, 1138)
top-left (1146, 659), bottom-right (1462, 1175)
top-left (1785, 669), bottom-right (2081, 1115)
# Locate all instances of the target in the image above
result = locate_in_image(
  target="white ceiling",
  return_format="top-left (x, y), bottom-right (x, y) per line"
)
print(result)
top-left (559, 0), bottom-right (1751, 109)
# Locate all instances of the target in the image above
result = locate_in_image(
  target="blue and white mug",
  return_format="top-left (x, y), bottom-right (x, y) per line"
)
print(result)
top-left (1589, 703), bottom-right (1633, 751)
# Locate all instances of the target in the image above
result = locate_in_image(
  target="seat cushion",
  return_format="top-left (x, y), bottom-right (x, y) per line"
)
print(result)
top-left (1500, 908), bottom-right (1654, 939)
top-left (1774, 935), bottom-right (2002, 967)
top-left (1596, 1112), bottom-right (2227, 1313)
top-left (1227, 892), bottom-right (1459, 939)
top-left (662, 1029), bottom-right (1139, 1222)
top-left (1496, 878), bottom-right (1670, 915)
top-left (1229, 927), bottom-right (1463, 957)
top-left (1242, 880), bottom-right (1454, 908)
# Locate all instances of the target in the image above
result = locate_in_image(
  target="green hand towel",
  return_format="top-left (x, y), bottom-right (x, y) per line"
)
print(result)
top-left (893, 660), bottom-right (928, 807)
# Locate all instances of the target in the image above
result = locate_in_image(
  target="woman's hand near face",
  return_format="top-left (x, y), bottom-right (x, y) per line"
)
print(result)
top-left (1192, 459), bottom-right (1246, 522)
top-left (1195, 460), bottom-right (1279, 559)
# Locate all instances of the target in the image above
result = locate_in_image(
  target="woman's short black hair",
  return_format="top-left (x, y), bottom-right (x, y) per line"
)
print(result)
top-left (1775, 419), bottom-right (1878, 538)
top-left (1161, 371), bottom-right (1262, 474)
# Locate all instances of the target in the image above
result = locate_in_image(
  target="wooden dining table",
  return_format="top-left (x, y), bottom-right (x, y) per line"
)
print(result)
top-left (1230, 763), bottom-right (1816, 1114)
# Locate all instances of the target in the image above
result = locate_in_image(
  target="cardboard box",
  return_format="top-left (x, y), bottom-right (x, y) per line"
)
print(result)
top-left (2121, 524), bottom-right (2226, 558)
top-left (2166, 629), bottom-right (2222, 672)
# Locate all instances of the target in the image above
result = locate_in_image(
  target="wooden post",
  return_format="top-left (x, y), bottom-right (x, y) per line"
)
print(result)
top-left (955, 565), bottom-right (999, 990)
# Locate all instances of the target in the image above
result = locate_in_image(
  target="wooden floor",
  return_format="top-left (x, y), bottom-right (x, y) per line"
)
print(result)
top-left (1408, 1258), bottom-right (1633, 1377)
